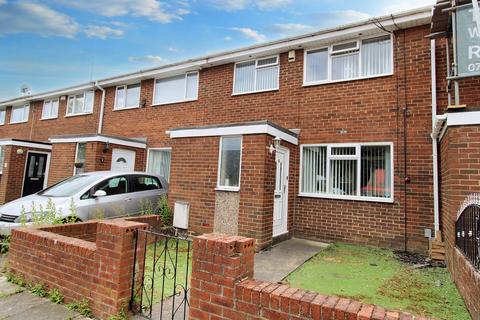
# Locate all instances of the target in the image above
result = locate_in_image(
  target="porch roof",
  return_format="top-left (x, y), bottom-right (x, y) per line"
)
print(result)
top-left (48, 134), bottom-right (147, 149)
top-left (0, 139), bottom-right (52, 150)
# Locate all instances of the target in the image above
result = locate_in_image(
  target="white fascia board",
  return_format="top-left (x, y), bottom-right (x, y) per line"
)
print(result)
top-left (0, 140), bottom-right (52, 150)
top-left (49, 135), bottom-right (146, 149)
top-left (169, 123), bottom-right (298, 145)
top-left (447, 111), bottom-right (480, 126)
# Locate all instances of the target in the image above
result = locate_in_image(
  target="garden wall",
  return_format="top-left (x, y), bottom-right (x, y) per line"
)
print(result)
top-left (189, 233), bottom-right (432, 320)
top-left (7, 215), bottom-right (162, 319)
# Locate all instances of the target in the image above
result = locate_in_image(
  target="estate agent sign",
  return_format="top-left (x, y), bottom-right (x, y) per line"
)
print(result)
top-left (456, 2), bottom-right (480, 77)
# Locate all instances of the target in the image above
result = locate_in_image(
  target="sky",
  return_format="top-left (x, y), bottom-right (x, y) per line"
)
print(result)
top-left (0, 0), bottom-right (436, 100)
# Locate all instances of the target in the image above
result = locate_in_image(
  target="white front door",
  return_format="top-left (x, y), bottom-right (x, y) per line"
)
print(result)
top-left (111, 148), bottom-right (136, 172)
top-left (273, 146), bottom-right (289, 237)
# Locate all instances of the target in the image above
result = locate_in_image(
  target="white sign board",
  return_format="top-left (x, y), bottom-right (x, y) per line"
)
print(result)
top-left (457, 3), bottom-right (480, 77)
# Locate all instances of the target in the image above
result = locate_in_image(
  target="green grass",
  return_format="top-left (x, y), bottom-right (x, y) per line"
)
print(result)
top-left (284, 243), bottom-right (470, 320)
top-left (138, 239), bottom-right (192, 308)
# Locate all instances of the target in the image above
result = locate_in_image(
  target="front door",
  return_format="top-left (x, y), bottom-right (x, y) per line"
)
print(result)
top-left (22, 152), bottom-right (49, 197)
top-left (272, 146), bottom-right (289, 237)
top-left (111, 148), bottom-right (135, 172)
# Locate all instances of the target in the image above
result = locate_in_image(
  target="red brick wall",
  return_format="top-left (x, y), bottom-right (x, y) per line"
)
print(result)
top-left (189, 233), bottom-right (429, 320)
top-left (439, 125), bottom-right (480, 319)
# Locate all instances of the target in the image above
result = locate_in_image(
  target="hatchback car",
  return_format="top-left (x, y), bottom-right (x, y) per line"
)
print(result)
top-left (0, 171), bottom-right (168, 235)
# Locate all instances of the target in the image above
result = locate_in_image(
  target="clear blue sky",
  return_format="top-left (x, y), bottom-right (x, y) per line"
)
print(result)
top-left (0, 0), bottom-right (435, 100)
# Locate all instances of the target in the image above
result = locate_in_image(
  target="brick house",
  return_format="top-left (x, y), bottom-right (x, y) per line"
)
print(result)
top-left (0, 6), bottom-right (448, 254)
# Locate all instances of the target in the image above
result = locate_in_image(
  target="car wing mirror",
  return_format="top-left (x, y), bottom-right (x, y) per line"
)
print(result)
top-left (93, 190), bottom-right (107, 198)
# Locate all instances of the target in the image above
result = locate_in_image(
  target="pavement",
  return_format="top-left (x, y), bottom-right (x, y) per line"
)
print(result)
top-left (254, 238), bottom-right (330, 283)
top-left (0, 254), bottom-right (92, 320)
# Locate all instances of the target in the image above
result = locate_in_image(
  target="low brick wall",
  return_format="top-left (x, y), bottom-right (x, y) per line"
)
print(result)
top-left (7, 215), bottom-right (163, 319)
top-left (190, 234), bottom-right (433, 320)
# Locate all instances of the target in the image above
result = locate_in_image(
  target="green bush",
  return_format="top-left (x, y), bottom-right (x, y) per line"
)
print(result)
top-left (0, 235), bottom-right (10, 254)
top-left (29, 283), bottom-right (47, 297)
top-left (157, 195), bottom-right (172, 226)
top-left (48, 288), bottom-right (64, 304)
top-left (66, 299), bottom-right (93, 317)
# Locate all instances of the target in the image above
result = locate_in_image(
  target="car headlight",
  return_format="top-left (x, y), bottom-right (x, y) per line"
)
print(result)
top-left (14, 214), bottom-right (33, 223)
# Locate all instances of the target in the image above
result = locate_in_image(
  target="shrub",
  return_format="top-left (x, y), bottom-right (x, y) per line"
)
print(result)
top-left (48, 288), bottom-right (64, 304)
top-left (30, 283), bottom-right (47, 297)
top-left (66, 299), bottom-right (93, 317)
top-left (0, 235), bottom-right (10, 254)
top-left (157, 195), bottom-right (173, 226)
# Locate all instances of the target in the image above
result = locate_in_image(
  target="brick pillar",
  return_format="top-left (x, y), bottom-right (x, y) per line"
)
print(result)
top-left (189, 234), bottom-right (255, 320)
top-left (93, 220), bottom-right (148, 319)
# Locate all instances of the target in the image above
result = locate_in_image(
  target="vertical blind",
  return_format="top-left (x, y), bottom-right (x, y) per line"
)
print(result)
top-left (234, 61), bottom-right (256, 93)
top-left (361, 36), bottom-right (391, 77)
top-left (331, 53), bottom-right (359, 80)
top-left (154, 72), bottom-right (198, 105)
top-left (301, 144), bottom-right (392, 199)
top-left (305, 49), bottom-right (328, 82)
top-left (234, 57), bottom-right (278, 94)
top-left (147, 149), bottom-right (171, 182)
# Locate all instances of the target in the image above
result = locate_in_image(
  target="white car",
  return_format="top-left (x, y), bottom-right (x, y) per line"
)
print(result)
top-left (0, 171), bottom-right (168, 235)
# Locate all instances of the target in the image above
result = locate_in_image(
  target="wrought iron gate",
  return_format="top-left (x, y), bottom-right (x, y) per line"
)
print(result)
top-left (130, 229), bottom-right (192, 319)
top-left (456, 194), bottom-right (480, 271)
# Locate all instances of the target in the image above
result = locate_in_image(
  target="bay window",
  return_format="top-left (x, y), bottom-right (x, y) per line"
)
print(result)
top-left (153, 72), bottom-right (198, 105)
top-left (42, 99), bottom-right (59, 119)
top-left (10, 104), bottom-right (29, 124)
top-left (233, 56), bottom-right (279, 94)
top-left (147, 148), bottom-right (171, 182)
top-left (217, 136), bottom-right (242, 191)
top-left (115, 83), bottom-right (141, 110)
top-left (300, 143), bottom-right (393, 202)
top-left (304, 35), bottom-right (392, 85)
top-left (67, 91), bottom-right (94, 116)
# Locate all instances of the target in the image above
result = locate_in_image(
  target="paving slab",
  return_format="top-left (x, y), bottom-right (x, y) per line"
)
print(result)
top-left (0, 276), bottom-right (23, 298)
top-left (254, 238), bottom-right (329, 283)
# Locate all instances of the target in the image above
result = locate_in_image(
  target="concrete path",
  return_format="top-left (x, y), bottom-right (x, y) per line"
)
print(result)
top-left (0, 254), bottom-right (91, 320)
top-left (131, 294), bottom-right (188, 320)
top-left (254, 238), bottom-right (329, 283)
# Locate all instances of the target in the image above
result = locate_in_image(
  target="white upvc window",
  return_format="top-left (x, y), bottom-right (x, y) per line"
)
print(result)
top-left (0, 146), bottom-right (4, 174)
top-left (115, 83), bottom-right (141, 110)
top-left (42, 98), bottom-right (59, 120)
top-left (10, 104), bottom-right (29, 124)
top-left (233, 56), bottom-right (279, 95)
top-left (147, 148), bottom-right (172, 182)
top-left (74, 142), bottom-right (87, 175)
top-left (304, 35), bottom-right (392, 85)
top-left (217, 136), bottom-right (242, 191)
top-left (300, 142), bottom-right (393, 202)
top-left (0, 109), bottom-right (5, 125)
top-left (66, 91), bottom-right (94, 116)
top-left (153, 72), bottom-right (198, 105)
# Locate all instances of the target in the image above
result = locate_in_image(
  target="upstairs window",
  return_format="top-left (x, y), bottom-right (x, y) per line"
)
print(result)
top-left (234, 56), bottom-right (279, 94)
top-left (153, 72), bottom-right (198, 105)
top-left (67, 91), bottom-right (94, 116)
top-left (10, 104), bottom-right (29, 124)
top-left (42, 99), bottom-right (59, 119)
top-left (305, 35), bottom-right (392, 85)
top-left (300, 143), bottom-right (393, 202)
top-left (0, 109), bottom-right (5, 125)
top-left (217, 136), bottom-right (242, 191)
top-left (115, 83), bottom-right (141, 110)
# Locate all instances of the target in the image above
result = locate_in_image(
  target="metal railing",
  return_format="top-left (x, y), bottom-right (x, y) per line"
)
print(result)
top-left (456, 203), bottom-right (480, 271)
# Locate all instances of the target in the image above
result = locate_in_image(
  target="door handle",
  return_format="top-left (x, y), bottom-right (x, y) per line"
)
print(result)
top-left (274, 194), bottom-right (281, 199)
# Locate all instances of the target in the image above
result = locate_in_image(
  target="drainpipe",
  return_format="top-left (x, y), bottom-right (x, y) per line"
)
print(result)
top-left (95, 81), bottom-right (105, 134)
top-left (430, 39), bottom-right (440, 234)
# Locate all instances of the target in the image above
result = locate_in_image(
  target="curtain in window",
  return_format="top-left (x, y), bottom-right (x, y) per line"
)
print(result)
top-left (234, 61), bottom-right (255, 93)
top-left (219, 137), bottom-right (241, 187)
top-left (360, 146), bottom-right (391, 198)
top-left (84, 91), bottom-right (94, 112)
top-left (147, 149), bottom-right (171, 182)
top-left (186, 73), bottom-right (198, 100)
top-left (11, 105), bottom-right (28, 123)
top-left (306, 49), bottom-right (328, 82)
top-left (115, 87), bottom-right (126, 108)
top-left (361, 36), bottom-right (391, 77)
top-left (155, 75), bottom-right (185, 104)
top-left (74, 94), bottom-right (84, 114)
top-left (301, 146), bottom-right (327, 193)
top-left (331, 53), bottom-right (359, 80)
top-left (256, 66), bottom-right (278, 91)
top-left (125, 84), bottom-right (140, 108)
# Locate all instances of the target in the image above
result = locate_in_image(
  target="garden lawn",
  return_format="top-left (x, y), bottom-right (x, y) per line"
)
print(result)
top-left (284, 243), bottom-right (470, 320)
top-left (141, 239), bottom-right (192, 306)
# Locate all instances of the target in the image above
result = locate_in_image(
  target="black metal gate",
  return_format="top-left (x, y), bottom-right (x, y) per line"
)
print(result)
top-left (456, 201), bottom-right (480, 271)
top-left (130, 229), bottom-right (192, 319)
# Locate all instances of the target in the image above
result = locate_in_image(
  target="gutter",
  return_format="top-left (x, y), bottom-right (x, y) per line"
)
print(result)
top-left (95, 81), bottom-right (106, 134)
top-left (431, 39), bottom-right (440, 234)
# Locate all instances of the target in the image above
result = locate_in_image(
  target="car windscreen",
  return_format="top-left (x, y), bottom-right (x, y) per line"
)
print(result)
top-left (38, 175), bottom-right (101, 197)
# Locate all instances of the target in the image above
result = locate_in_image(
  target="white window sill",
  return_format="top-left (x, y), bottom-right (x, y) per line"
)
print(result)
top-left (303, 72), bottom-right (393, 87)
top-left (9, 120), bottom-right (28, 125)
top-left (152, 98), bottom-right (198, 107)
top-left (298, 192), bottom-right (394, 203)
top-left (40, 116), bottom-right (58, 121)
top-left (113, 106), bottom-right (139, 111)
top-left (215, 187), bottom-right (240, 192)
top-left (65, 112), bottom-right (93, 118)
top-left (232, 88), bottom-right (279, 96)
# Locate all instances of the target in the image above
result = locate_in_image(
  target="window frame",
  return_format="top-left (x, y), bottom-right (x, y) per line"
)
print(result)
top-left (152, 71), bottom-right (199, 106)
top-left (65, 90), bottom-right (94, 117)
top-left (0, 108), bottom-right (5, 125)
top-left (0, 146), bottom-right (4, 174)
top-left (130, 174), bottom-right (162, 193)
top-left (9, 104), bottom-right (30, 124)
top-left (114, 83), bottom-right (141, 110)
top-left (216, 135), bottom-right (243, 192)
top-left (299, 142), bottom-right (394, 203)
top-left (303, 34), bottom-right (393, 86)
top-left (41, 98), bottom-right (59, 120)
top-left (232, 55), bottom-right (280, 96)
top-left (146, 147), bottom-right (172, 182)
top-left (73, 142), bottom-right (87, 175)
